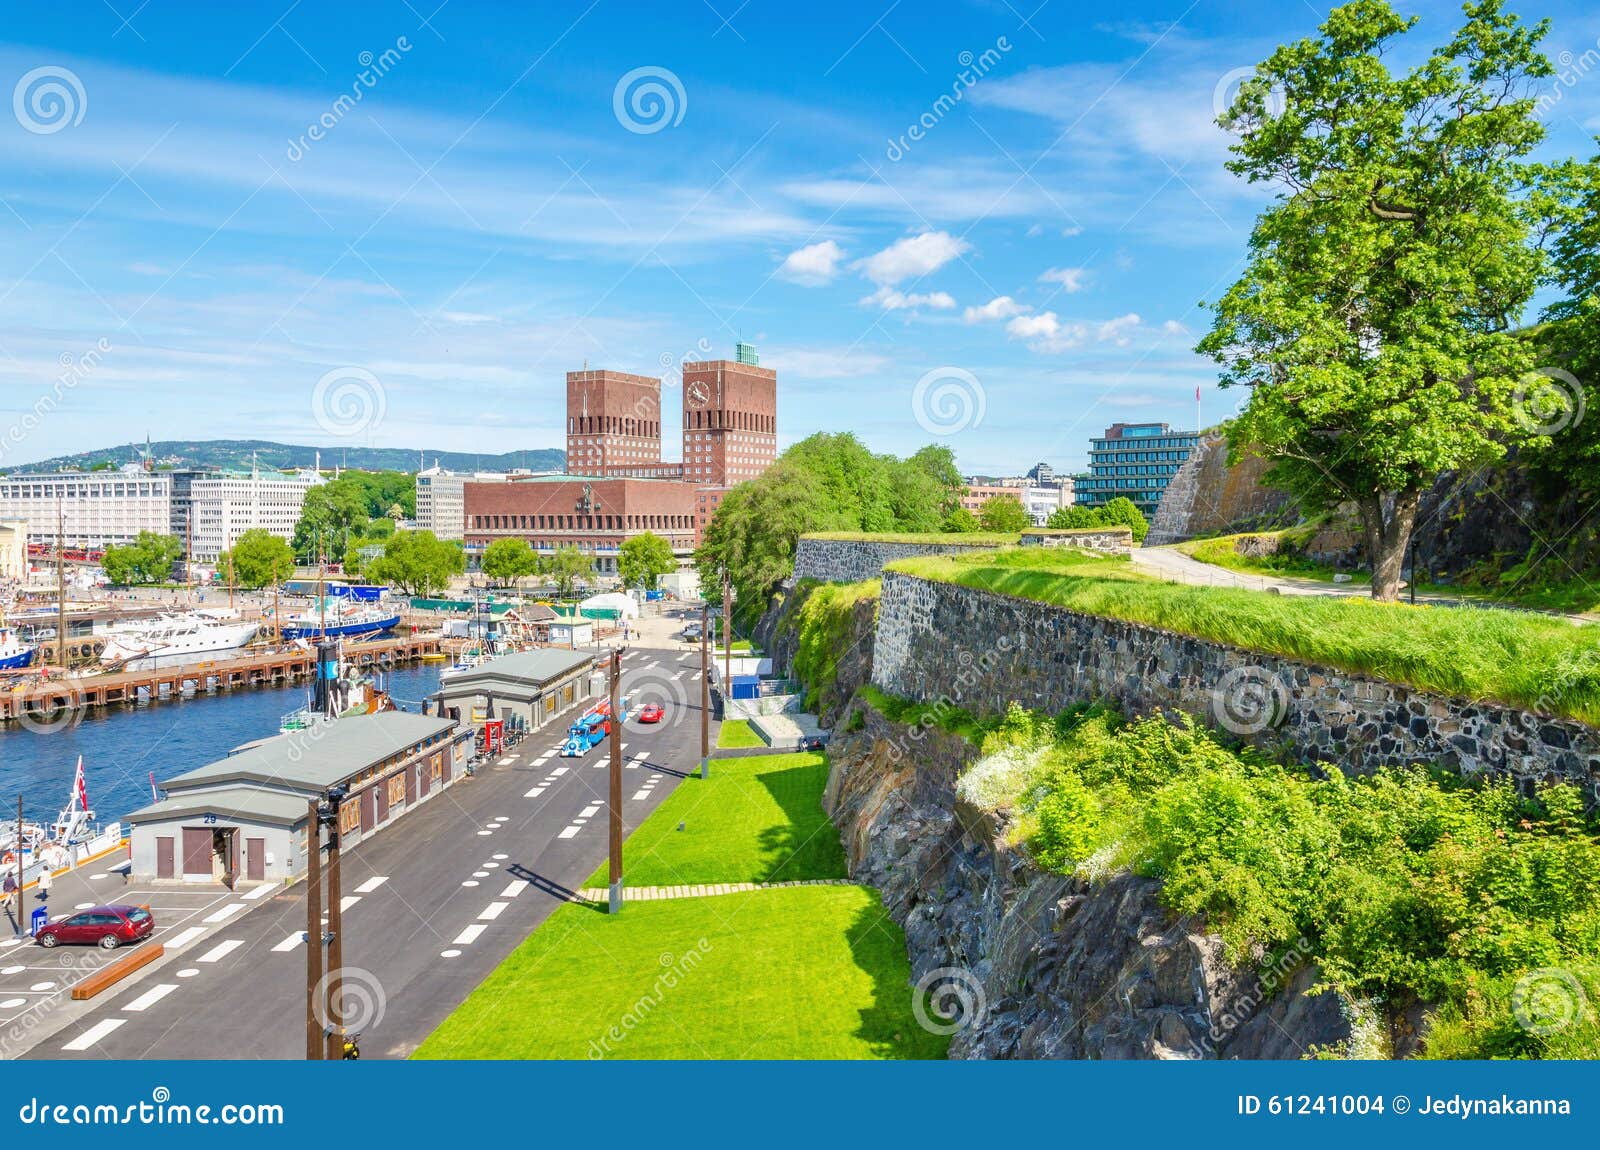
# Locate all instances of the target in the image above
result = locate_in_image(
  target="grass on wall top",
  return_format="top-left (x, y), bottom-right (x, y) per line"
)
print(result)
top-left (885, 547), bottom-right (1600, 726)
top-left (800, 530), bottom-right (1021, 545)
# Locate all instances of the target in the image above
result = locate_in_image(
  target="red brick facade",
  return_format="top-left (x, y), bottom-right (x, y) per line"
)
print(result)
top-left (681, 360), bottom-right (778, 488)
top-left (565, 370), bottom-right (662, 475)
top-left (463, 476), bottom-right (700, 573)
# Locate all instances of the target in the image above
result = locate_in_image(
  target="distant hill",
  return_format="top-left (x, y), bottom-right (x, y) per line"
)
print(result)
top-left (3, 439), bottom-right (567, 475)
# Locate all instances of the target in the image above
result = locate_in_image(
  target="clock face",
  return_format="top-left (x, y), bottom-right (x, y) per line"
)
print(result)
top-left (687, 381), bottom-right (710, 409)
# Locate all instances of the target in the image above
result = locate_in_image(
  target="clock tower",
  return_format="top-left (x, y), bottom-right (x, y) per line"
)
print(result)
top-left (680, 345), bottom-right (778, 489)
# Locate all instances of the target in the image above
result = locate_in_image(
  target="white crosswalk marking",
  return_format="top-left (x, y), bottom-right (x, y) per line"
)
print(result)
top-left (62, 1018), bottom-right (125, 1051)
top-left (197, 939), bottom-right (243, 963)
top-left (523, 786), bottom-right (546, 798)
top-left (161, 926), bottom-right (207, 951)
top-left (558, 826), bottom-right (580, 839)
top-left (123, 984), bottom-right (178, 1012)
top-left (242, 882), bottom-right (279, 901)
top-left (354, 876), bottom-right (388, 894)
top-left (202, 902), bottom-right (245, 924)
top-left (271, 932), bottom-right (304, 953)
top-left (452, 924), bottom-right (486, 945)
top-left (579, 804), bottom-right (601, 818)
top-left (340, 896), bottom-right (361, 912)
top-left (500, 880), bottom-right (529, 898)
top-left (478, 902), bottom-right (508, 921)
top-left (631, 790), bottom-right (651, 801)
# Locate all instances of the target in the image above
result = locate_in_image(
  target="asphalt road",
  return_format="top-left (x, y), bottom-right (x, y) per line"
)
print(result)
top-left (23, 642), bottom-right (712, 1060)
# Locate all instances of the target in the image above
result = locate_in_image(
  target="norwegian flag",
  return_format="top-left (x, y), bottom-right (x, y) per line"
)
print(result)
top-left (72, 756), bottom-right (90, 813)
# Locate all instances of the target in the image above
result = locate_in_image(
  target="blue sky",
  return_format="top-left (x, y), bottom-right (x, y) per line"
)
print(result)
top-left (2, 0), bottom-right (1598, 476)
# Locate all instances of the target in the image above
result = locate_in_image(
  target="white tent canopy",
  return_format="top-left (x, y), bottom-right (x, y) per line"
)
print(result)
top-left (579, 591), bottom-right (640, 619)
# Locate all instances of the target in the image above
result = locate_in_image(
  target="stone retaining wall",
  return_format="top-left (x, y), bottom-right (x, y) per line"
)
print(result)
top-left (1018, 526), bottom-right (1131, 555)
top-left (871, 571), bottom-right (1600, 791)
top-left (792, 537), bottom-right (1001, 583)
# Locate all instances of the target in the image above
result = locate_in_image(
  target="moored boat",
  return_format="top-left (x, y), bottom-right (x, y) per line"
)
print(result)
top-left (279, 597), bottom-right (400, 640)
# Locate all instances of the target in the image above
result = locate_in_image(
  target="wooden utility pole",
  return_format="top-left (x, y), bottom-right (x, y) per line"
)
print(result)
top-left (700, 603), bottom-right (710, 780)
top-left (273, 585), bottom-right (282, 644)
top-left (55, 499), bottom-right (67, 672)
top-left (607, 649), bottom-right (623, 914)
top-left (305, 800), bottom-right (323, 1060)
top-left (323, 818), bottom-right (344, 1060)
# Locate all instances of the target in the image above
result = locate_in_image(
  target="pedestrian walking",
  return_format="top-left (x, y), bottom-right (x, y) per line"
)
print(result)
top-left (36, 868), bottom-right (50, 902)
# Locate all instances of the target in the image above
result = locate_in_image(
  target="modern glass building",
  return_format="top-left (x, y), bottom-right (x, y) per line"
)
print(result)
top-left (1076, 422), bottom-right (1199, 517)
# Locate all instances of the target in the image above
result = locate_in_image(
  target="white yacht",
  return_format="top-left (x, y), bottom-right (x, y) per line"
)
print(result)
top-left (99, 614), bottom-right (259, 670)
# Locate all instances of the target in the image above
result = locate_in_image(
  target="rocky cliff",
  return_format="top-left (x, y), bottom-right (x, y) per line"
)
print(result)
top-left (823, 703), bottom-right (1357, 1059)
top-left (1146, 435), bottom-right (1296, 545)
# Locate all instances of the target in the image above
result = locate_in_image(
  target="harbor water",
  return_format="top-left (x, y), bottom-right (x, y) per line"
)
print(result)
top-left (0, 664), bottom-right (446, 827)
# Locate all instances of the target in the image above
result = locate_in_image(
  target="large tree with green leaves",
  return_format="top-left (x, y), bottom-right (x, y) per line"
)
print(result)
top-left (978, 493), bottom-right (1030, 533)
top-left (366, 530), bottom-right (465, 597)
top-left (617, 531), bottom-right (676, 590)
top-left (545, 545), bottom-right (593, 597)
top-left (102, 532), bottom-right (184, 585)
top-left (1200, 0), bottom-right (1555, 600)
top-left (481, 538), bottom-right (539, 587)
top-left (219, 529), bottom-right (295, 590)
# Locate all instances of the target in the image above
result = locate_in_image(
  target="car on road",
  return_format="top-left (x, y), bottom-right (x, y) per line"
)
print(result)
top-left (636, 703), bottom-right (664, 723)
top-left (35, 904), bottom-right (155, 950)
top-left (680, 624), bottom-right (702, 642)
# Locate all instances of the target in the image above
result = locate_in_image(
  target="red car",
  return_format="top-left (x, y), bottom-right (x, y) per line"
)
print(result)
top-left (35, 905), bottom-right (155, 950)
top-left (636, 703), bottom-right (665, 723)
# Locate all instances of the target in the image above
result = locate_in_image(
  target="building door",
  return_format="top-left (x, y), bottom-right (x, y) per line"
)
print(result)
top-left (181, 827), bottom-right (211, 876)
top-left (420, 762), bottom-right (431, 797)
top-left (376, 783), bottom-right (389, 824)
top-left (406, 766), bottom-right (417, 805)
top-left (246, 837), bottom-right (265, 882)
top-left (213, 828), bottom-right (237, 888)
top-left (360, 789), bottom-right (375, 833)
top-left (156, 837), bottom-right (175, 879)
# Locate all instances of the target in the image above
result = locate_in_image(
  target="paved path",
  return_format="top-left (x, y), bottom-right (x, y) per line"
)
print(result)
top-left (22, 638), bottom-right (716, 1061)
top-left (574, 879), bottom-right (854, 902)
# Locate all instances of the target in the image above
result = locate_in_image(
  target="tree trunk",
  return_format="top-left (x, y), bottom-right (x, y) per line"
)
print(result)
top-left (1359, 489), bottom-right (1421, 602)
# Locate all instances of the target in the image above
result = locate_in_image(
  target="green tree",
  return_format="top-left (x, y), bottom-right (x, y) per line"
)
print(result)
top-left (481, 538), bottom-right (538, 587)
top-left (102, 531), bottom-right (184, 585)
top-left (366, 530), bottom-right (465, 597)
top-left (545, 545), bottom-right (593, 597)
top-left (219, 529), bottom-right (295, 590)
top-left (617, 531), bottom-right (676, 590)
top-left (1097, 497), bottom-right (1150, 544)
top-left (978, 494), bottom-right (1030, 533)
top-left (1200, 0), bottom-right (1555, 600)
top-left (941, 506), bottom-right (980, 533)
top-left (1046, 505), bottom-right (1101, 530)
top-left (293, 482), bottom-right (369, 560)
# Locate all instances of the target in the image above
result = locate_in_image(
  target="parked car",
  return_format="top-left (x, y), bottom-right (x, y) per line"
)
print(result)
top-left (36, 905), bottom-right (155, 950)
top-left (680, 624), bottom-right (703, 642)
top-left (637, 703), bottom-right (665, 723)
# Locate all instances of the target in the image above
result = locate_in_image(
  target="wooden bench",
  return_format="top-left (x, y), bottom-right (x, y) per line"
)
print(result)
top-left (70, 943), bottom-right (164, 1001)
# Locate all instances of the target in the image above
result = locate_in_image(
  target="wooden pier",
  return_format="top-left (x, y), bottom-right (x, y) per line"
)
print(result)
top-left (0, 633), bottom-right (453, 724)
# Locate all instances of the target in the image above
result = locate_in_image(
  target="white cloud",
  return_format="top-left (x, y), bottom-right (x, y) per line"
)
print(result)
top-left (862, 285), bottom-right (957, 311)
top-left (855, 231), bottom-right (969, 285)
top-left (964, 296), bottom-right (1029, 324)
top-left (1097, 313), bottom-right (1142, 345)
top-left (777, 240), bottom-right (846, 286)
top-left (1162, 319), bottom-right (1191, 336)
top-left (1039, 266), bottom-right (1089, 293)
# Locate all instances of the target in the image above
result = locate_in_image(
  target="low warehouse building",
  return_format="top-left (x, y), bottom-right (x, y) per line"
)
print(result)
top-left (126, 712), bottom-right (474, 886)
top-left (433, 648), bottom-right (598, 730)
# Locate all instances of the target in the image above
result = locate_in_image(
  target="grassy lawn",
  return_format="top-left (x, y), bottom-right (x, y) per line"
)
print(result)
top-left (414, 885), bottom-right (947, 1060)
top-left (716, 719), bottom-right (767, 749)
top-left (587, 751), bottom-right (845, 886)
top-left (889, 547), bottom-right (1600, 724)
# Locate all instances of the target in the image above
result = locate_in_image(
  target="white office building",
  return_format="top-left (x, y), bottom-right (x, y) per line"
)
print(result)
top-left (0, 467), bottom-right (173, 549)
top-left (415, 466), bottom-right (512, 541)
top-left (1021, 485), bottom-right (1072, 526)
top-left (189, 469), bottom-right (323, 561)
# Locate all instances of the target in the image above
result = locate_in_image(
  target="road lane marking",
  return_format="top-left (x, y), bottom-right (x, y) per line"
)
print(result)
top-left (500, 880), bottom-right (528, 898)
top-left (62, 1018), bottom-right (125, 1051)
top-left (123, 984), bottom-right (178, 1012)
top-left (161, 926), bottom-right (207, 951)
top-left (201, 902), bottom-right (245, 924)
top-left (579, 804), bottom-right (601, 818)
top-left (478, 902), bottom-right (508, 921)
top-left (551, 767), bottom-right (568, 776)
top-left (340, 896), bottom-right (361, 912)
top-left (558, 826), bottom-right (581, 839)
top-left (354, 876), bottom-right (388, 894)
top-left (242, 882), bottom-right (279, 901)
top-left (197, 939), bottom-right (244, 963)
top-left (452, 924), bottom-right (486, 945)
top-left (523, 787), bottom-right (546, 798)
top-left (632, 790), bottom-right (651, 801)
top-left (271, 932), bottom-right (303, 952)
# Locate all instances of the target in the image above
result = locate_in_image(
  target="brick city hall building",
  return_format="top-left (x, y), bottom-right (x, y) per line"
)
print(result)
top-left (463, 345), bottom-right (778, 576)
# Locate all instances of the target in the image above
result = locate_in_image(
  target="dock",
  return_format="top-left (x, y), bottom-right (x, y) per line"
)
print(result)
top-left (0, 633), bottom-right (458, 724)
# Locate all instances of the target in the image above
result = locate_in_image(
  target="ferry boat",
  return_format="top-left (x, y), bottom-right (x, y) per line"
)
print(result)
top-left (0, 759), bottom-right (122, 887)
top-left (279, 597), bottom-right (400, 640)
top-left (0, 625), bottom-right (36, 671)
top-left (98, 613), bottom-right (259, 671)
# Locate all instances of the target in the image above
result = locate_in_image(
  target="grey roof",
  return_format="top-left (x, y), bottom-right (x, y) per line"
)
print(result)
top-left (161, 712), bottom-right (458, 794)
top-left (126, 786), bottom-right (311, 828)
top-left (436, 649), bottom-right (595, 697)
